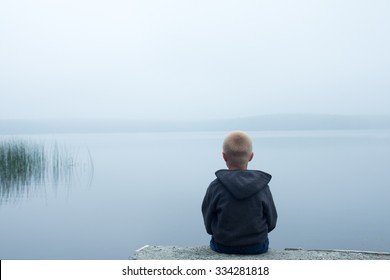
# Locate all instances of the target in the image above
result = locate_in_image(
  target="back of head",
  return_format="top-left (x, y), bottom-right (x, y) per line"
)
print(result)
top-left (223, 131), bottom-right (253, 168)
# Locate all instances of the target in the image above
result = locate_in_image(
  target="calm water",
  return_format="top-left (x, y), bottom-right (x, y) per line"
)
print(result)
top-left (1, 130), bottom-right (390, 259)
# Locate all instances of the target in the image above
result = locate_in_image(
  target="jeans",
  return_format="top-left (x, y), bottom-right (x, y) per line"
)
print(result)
top-left (210, 237), bottom-right (269, 255)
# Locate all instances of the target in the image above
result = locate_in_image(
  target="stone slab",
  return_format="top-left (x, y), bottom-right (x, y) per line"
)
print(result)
top-left (131, 245), bottom-right (390, 260)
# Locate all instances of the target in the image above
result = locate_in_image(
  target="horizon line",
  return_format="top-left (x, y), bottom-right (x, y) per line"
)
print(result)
top-left (1, 113), bottom-right (390, 122)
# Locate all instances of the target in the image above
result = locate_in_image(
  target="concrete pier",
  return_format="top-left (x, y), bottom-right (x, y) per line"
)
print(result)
top-left (131, 245), bottom-right (390, 260)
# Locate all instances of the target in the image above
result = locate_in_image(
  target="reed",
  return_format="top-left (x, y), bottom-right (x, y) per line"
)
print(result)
top-left (0, 138), bottom-right (84, 201)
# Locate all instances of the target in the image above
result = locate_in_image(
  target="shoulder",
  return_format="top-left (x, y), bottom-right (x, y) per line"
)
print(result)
top-left (207, 178), bottom-right (222, 193)
top-left (206, 176), bottom-right (230, 198)
top-left (249, 169), bottom-right (272, 180)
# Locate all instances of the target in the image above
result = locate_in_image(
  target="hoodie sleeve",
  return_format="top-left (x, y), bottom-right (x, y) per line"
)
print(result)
top-left (201, 183), bottom-right (217, 235)
top-left (263, 185), bottom-right (278, 232)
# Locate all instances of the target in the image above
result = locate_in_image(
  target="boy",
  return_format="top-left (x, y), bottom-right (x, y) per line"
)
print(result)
top-left (201, 131), bottom-right (277, 254)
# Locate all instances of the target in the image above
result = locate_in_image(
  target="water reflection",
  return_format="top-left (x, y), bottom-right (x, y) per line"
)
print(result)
top-left (0, 138), bottom-right (93, 203)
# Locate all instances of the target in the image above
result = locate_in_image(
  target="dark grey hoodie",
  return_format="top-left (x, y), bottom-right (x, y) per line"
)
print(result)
top-left (202, 169), bottom-right (277, 247)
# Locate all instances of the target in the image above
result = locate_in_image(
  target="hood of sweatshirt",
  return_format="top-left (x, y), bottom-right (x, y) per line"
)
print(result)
top-left (215, 169), bottom-right (272, 200)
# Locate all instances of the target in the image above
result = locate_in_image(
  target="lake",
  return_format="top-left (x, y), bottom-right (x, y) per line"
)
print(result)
top-left (1, 130), bottom-right (390, 259)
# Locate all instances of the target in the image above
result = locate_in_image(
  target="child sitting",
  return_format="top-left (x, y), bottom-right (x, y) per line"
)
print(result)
top-left (202, 131), bottom-right (277, 254)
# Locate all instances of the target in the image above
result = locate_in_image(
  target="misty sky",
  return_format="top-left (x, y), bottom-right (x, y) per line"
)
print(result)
top-left (1, 0), bottom-right (389, 121)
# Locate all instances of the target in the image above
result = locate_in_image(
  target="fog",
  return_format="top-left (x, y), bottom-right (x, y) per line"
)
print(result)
top-left (1, 0), bottom-right (390, 121)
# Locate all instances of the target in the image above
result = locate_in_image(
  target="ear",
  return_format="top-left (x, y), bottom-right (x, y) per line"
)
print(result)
top-left (249, 152), bottom-right (254, 162)
top-left (222, 152), bottom-right (228, 162)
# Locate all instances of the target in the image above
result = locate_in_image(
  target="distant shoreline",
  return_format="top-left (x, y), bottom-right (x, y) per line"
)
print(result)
top-left (1, 114), bottom-right (390, 135)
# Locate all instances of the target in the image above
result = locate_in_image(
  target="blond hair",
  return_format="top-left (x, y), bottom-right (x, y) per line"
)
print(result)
top-left (223, 131), bottom-right (253, 167)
